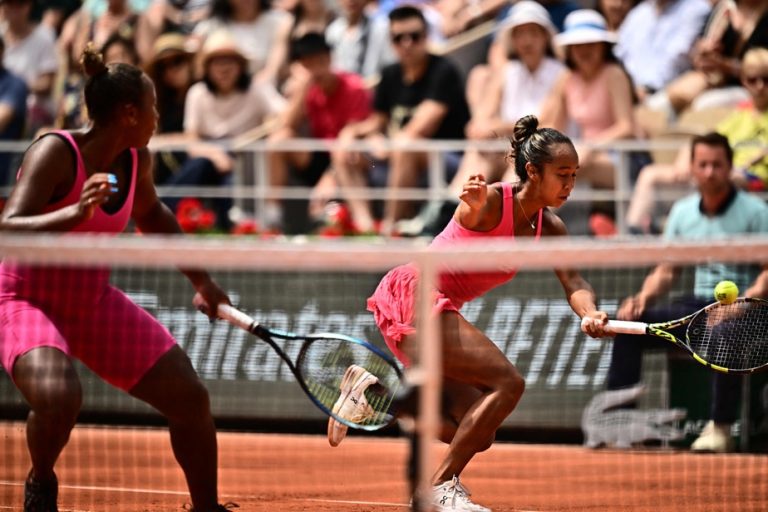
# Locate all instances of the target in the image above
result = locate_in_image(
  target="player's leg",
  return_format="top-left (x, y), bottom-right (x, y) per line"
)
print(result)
top-left (130, 346), bottom-right (220, 511)
top-left (1, 298), bottom-right (82, 495)
top-left (14, 347), bottom-right (82, 483)
top-left (423, 310), bottom-right (524, 483)
top-left (76, 287), bottom-right (220, 511)
top-left (438, 378), bottom-right (494, 452)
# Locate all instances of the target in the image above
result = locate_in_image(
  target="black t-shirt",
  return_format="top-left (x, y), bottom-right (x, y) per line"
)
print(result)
top-left (373, 54), bottom-right (469, 140)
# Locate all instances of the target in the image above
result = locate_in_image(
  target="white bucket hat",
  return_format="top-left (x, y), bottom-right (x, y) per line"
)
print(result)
top-left (501, 0), bottom-right (557, 37)
top-left (554, 9), bottom-right (617, 46)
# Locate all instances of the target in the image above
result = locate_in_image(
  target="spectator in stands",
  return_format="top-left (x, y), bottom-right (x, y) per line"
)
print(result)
top-left (596, 0), bottom-right (638, 33)
top-left (655, 0), bottom-right (768, 116)
top-left (134, 0), bottom-right (211, 64)
top-left (369, 0), bottom-right (447, 42)
top-left (1, 0), bottom-right (58, 135)
top-left (412, 1), bottom-right (565, 237)
top-left (59, 0), bottom-right (139, 66)
top-left (626, 47), bottom-right (768, 235)
top-left (57, 0), bottom-right (140, 129)
top-left (145, 32), bottom-right (195, 184)
top-left (266, 33), bottom-right (371, 233)
top-left (325, 0), bottom-right (396, 81)
top-left (472, 0), bottom-right (578, 91)
top-left (287, 0), bottom-right (335, 38)
top-left (614, 0), bottom-right (710, 105)
top-left (191, 0), bottom-right (292, 86)
top-left (0, 37), bottom-right (28, 187)
top-left (539, 9), bottom-right (639, 236)
top-left (606, 132), bottom-right (768, 453)
top-left (165, 29), bottom-right (286, 230)
top-left (101, 32), bottom-right (140, 65)
top-left (331, 4), bottom-right (470, 235)
top-left (493, 0), bottom-right (580, 32)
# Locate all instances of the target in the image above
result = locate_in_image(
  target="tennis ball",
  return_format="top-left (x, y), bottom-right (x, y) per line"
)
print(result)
top-left (714, 280), bottom-right (739, 305)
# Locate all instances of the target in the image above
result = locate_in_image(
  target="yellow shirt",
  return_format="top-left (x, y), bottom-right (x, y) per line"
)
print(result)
top-left (717, 105), bottom-right (768, 189)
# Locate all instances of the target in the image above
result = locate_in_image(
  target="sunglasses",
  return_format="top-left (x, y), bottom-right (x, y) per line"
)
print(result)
top-left (391, 30), bottom-right (425, 45)
top-left (743, 74), bottom-right (768, 87)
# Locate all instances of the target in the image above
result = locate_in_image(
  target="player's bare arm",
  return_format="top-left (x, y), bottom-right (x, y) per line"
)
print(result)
top-left (0, 137), bottom-right (115, 231)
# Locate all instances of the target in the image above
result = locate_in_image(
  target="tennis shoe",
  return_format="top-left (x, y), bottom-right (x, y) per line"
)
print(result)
top-left (24, 470), bottom-right (58, 512)
top-left (432, 475), bottom-right (491, 511)
top-left (327, 364), bottom-right (379, 447)
top-left (691, 420), bottom-right (734, 453)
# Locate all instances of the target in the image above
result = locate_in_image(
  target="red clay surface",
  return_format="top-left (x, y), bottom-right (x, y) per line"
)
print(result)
top-left (1, 421), bottom-right (767, 511)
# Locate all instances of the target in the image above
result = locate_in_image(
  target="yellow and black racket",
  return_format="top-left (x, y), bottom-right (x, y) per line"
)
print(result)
top-left (598, 298), bottom-right (768, 374)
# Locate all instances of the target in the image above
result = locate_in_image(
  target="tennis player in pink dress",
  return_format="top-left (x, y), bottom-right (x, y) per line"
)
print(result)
top-left (0, 46), bottom-right (234, 512)
top-left (366, 115), bottom-right (610, 511)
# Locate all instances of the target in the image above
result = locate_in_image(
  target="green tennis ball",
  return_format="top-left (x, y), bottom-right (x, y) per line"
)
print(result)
top-left (714, 280), bottom-right (739, 305)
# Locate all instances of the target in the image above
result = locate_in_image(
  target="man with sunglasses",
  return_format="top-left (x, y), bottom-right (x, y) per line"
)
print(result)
top-left (332, 4), bottom-right (470, 236)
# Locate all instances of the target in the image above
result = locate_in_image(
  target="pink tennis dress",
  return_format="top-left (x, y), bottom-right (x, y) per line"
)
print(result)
top-left (367, 182), bottom-right (543, 365)
top-left (0, 131), bottom-right (176, 390)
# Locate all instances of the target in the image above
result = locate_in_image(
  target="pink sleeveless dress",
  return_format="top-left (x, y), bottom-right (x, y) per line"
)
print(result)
top-left (367, 182), bottom-right (543, 364)
top-left (0, 131), bottom-right (176, 390)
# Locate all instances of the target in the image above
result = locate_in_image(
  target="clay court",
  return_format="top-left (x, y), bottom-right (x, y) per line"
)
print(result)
top-left (1, 421), bottom-right (766, 511)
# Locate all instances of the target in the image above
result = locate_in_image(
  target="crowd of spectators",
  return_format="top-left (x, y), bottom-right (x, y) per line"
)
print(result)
top-left (0, 0), bottom-right (765, 235)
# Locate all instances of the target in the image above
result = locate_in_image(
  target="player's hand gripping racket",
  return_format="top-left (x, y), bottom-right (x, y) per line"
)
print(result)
top-left (216, 304), bottom-right (404, 434)
top-left (594, 298), bottom-right (768, 374)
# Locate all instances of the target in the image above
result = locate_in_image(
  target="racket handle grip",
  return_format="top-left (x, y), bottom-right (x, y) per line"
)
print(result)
top-left (604, 320), bottom-right (648, 335)
top-left (218, 304), bottom-right (256, 331)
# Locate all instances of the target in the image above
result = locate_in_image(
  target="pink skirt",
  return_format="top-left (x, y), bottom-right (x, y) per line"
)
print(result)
top-left (366, 264), bottom-right (458, 366)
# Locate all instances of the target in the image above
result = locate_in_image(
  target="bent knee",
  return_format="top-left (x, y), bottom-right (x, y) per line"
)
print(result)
top-left (165, 378), bottom-right (212, 421)
top-left (29, 381), bottom-right (82, 424)
top-left (497, 370), bottom-right (525, 403)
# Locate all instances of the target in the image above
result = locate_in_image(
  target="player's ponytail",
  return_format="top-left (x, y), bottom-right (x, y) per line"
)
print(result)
top-left (510, 115), bottom-right (573, 182)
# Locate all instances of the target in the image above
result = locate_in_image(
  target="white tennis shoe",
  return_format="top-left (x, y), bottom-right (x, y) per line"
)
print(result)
top-left (432, 475), bottom-right (491, 512)
top-left (327, 364), bottom-right (379, 447)
top-left (691, 420), bottom-right (734, 453)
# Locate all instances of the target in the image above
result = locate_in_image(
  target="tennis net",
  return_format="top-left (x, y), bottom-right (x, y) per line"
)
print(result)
top-left (1, 233), bottom-right (767, 512)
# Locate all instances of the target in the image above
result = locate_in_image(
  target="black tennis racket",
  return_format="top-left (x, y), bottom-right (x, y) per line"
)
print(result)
top-left (598, 298), bottom-right (768, 374)
top-left (217, 304), bottom-right (404, 431)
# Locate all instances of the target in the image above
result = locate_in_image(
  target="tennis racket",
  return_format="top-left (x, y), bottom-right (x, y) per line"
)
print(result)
top-left (217, 304), bottom-right (404, 430)
top-left (595, 298), bottom-right (768, 374)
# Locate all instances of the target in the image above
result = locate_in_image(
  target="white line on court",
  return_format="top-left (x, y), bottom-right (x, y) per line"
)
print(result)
top-left (298, 498), bottom-right (545, 511)
top-left (0, 479), bottom-right (188, 496)
top-left (299, 498), bottom-right (409, 508)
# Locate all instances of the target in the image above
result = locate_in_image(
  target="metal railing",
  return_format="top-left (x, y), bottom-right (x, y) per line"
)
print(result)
top-left (0, 137), bottom-right (765, 235)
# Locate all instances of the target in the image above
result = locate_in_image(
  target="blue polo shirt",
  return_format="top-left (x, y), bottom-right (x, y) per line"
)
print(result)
top-left (664, 188), bottom-right (768, 299)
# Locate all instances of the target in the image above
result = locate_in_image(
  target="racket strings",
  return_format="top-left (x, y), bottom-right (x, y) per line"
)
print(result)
top-left (687, 300), bottom-right (768, 370)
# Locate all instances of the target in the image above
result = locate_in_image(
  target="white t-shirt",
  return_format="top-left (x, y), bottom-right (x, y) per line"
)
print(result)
top-left (500, 57), bottom-right (564, 123)
top-left (183, 79), bottom-right (285, 140)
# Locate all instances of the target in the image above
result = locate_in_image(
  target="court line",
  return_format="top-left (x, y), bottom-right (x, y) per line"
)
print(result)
top-left (299, 498), bottom-right (546, 512)
top-left (0, 479), bottom-right (192, 497)
top-left (299, 498), bottom-right (409, 508)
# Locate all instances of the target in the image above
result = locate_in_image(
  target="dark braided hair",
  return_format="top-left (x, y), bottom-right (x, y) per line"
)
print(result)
top-left (509, 115), bottom-right (574, 183)
top-left (81, 43), bottom-right (146, 125)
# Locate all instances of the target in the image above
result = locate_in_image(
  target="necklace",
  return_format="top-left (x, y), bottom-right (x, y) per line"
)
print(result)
top-left (516, 193), bottom-right (536, 230)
